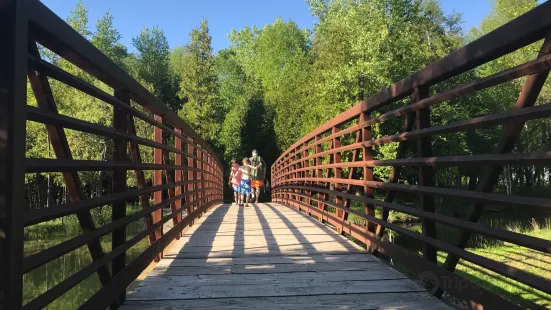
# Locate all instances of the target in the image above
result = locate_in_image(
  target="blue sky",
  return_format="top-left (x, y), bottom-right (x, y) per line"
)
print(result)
top-left (42, 0), bottom-right (492, 53)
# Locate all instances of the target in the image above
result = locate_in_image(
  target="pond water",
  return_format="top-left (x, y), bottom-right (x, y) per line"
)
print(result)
top-left (23, 237), bottom-right (149, 309)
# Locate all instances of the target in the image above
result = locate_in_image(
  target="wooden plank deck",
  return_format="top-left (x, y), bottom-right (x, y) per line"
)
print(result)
top-left (122, 203), bottom-right (450, 309)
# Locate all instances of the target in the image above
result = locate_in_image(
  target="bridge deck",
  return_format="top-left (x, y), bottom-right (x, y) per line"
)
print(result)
top-left (122, 203), bottom-right (450, 309)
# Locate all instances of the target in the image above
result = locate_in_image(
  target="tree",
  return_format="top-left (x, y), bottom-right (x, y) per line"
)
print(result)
top-left (92, 11), bottom-right (128, 67)
top-left (177, 19), bottom-right (222, 145)
top-left (66, 0), bottom-right (91, 38)
top-left (132, 26), bottom-right (181, 111)
top-left (229, 18), bottom-right (311, 149)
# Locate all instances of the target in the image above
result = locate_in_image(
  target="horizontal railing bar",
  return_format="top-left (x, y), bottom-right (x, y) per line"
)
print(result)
top-left (275, 105), bottom-right (362, 163)
top-left (278, 178), bottom-right (550, 209)
top-left (275, 101), bottom-right (551, 177)
top-left (277, 186), bottom-right (551, 254)
top-left (28, 56), bottom-right (194, 145)
top-left (23, 195), bottom-right (215, 310)
top-left (366, 55), bottom-right (551, 127)
top-left (22, 187), bottom-right (218, 273)
top-left (26, 106), bottom-right (221, 173)
top-left (365, 102), bottom-right (551, 148)
top-left (280, 142), bottom-right (363, 171)
top-left (29, 56), bottom-right (224, 171)
top-left (24, 179), bottom-right (220, 226)
top-left (77, 199), bottom-right (222, 310)
top-left (274, 55), bottom-right (551, 169)
top-left (24, 158), bottom-right (220, 178)
top-left (275, 102), bottom-right (551, 174)
top-left (275, 152), bottom-right (551, 178)
top-left (275, 192), bottom-right (551, 295)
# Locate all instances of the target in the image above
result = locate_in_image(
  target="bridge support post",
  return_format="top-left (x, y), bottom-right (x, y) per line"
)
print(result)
top-left (375, 99), bottom-right (417, 239)
top-left (186, 139), bottom-right (195, 226)
top-left (198, 147), bottom-right (204, 218)
top-left (315, 136), bottom-right (324, 223)
top-left (361, 111), bottom-right (376, 235)
top-left (413, 86), bottom-right (437, 264)
top-left (163, 131), bottom-right (179, 234)
top-left (153, 114), bottom-right (163, 261)
top-left (174, 129), bottom-right (183, 234)
top-left (303, 143), bottom-right (311, 216)
top-left (111, 89), bottom-right (128, 307)
top-left (331, 127), bottom-right (344, 233)
top-left (126, 116), bottom-right (157, 248)
top-left (0, 1), bottom-right (27, 309)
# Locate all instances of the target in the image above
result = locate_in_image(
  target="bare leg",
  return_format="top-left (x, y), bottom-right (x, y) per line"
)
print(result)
top-left (254, 187), bottom-right (260, 203)
top-left (234, 192), bottom-right (239, 204)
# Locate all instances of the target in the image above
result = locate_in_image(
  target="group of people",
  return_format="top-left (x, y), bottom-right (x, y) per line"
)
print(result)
top-left (228, 149), bottom-right (266, 207)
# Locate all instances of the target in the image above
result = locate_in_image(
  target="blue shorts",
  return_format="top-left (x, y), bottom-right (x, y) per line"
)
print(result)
top-left (240, 179), bottom-right (251, 195)
top-left (232, 185), bottom-right (241, 193)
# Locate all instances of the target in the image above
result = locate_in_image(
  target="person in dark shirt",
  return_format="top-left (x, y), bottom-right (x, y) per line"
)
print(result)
top-left (249, 149), bottom-right (266, 203)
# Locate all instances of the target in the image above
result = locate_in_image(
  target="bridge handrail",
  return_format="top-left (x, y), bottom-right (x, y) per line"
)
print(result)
top-left (272, 2), bottom-right (551, 309)
top-left (0, 1), bottom-right (223, 309)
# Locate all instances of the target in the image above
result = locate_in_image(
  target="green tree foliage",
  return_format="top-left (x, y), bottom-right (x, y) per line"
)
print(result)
top-left (131, 26), bottom-right (181, 111)
top-left (24, 0), bottom-right (551, 210)
top-left (228, 18), bottom-right (311, 149)
top-left (91, 11), bottom-right (128, 68)
top-left (176, 19), bottom-right (223, 145)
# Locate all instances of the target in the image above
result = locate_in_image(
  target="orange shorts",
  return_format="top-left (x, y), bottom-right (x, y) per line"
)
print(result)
top-left (251, 179), bottom-right (263, 188)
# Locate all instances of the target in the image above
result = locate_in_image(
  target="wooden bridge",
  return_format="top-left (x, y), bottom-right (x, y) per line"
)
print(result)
top-left (121, 203), bottom-right (450, 309)
top-left (1, 0), bottom-right (551, 309)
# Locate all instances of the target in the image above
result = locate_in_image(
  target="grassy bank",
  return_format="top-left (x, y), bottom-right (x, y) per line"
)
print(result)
top-left (438, 224), bottom-right (551, 309)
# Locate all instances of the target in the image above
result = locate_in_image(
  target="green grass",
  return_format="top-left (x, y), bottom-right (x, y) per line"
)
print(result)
top-left (437, 223), bottom-right (551, 309)
top-left (327, 188), bottom-right (551, 308)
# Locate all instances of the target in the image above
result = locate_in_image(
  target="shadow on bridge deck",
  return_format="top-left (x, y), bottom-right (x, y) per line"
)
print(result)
top-left (121, 203), bottom-right (450, 309)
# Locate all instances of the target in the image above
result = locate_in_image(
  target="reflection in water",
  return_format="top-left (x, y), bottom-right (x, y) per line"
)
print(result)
top-left (23, 238), bottom-right (149, 309)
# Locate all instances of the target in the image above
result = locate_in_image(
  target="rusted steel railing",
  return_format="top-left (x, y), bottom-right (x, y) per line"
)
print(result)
top-left (0, 1), bottom-right (223, 309)
top-left (272, 2), bottom-right (551, 310)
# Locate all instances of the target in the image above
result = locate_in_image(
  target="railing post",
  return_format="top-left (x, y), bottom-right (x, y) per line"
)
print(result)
top-left (332, 127), bottom-right (344, 232)
top-left (199, 148), bottom-right (204, 216)
top-left (414, 86), bottom-right (437, 263)
top-left (153, 114), bottom-right (163, 261)
top-left (361, 111), bottom-right (376, 234)
top-left (315, 136), bottom-right (324, 222)
top-left (126, 117), bottom-right (156, 247)
top-left (174, 129), bottom-right (183, 233)
top-left (111, 89), bottom-right (128, 306)
top-left (207, 155), bottom-right (212, 204)
top-left (292, 149), bottom-right (298, 210)
top-left (0, 1), bottom-right (27, 308)
top-left (162, 132), bottom-right (179, 235)
top-left (303, 143), bottom-right (311, 215)
top-left (187, 139), bottom-right (195, 226)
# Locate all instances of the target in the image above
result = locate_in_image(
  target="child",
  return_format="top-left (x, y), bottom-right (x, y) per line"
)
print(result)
top-left (239, 158), bottom-right (258, 207)
top-left (228, 159), bottom-right (242, 206)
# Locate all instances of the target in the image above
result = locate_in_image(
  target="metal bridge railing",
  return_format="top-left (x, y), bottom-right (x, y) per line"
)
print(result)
top-left (0, 1), bottom-right (223, 309)
top-left (272, 2), bottom-right (551, 309)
